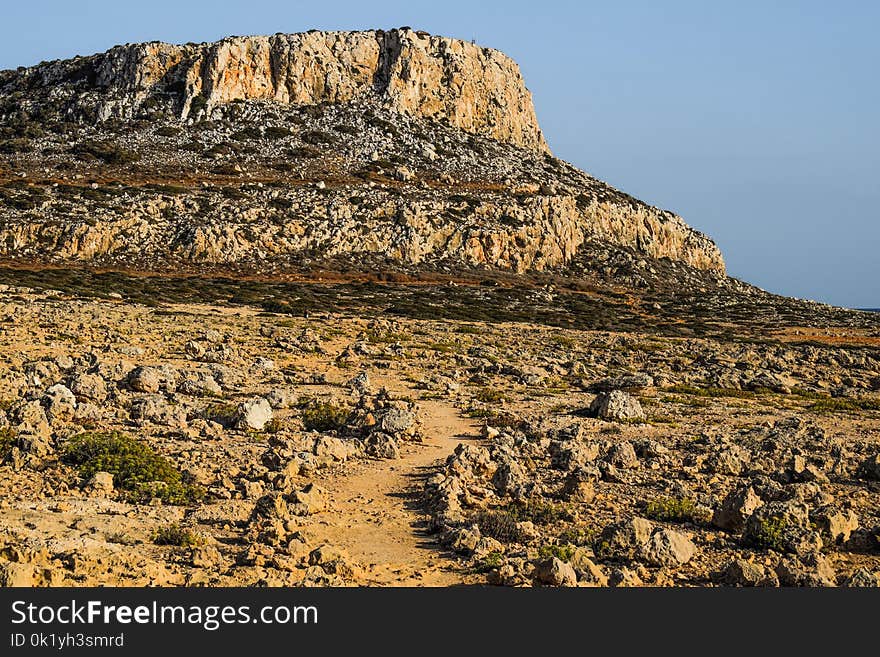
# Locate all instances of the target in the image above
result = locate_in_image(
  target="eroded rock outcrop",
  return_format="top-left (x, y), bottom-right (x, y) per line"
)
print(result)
top-left (2, 28), bottom-right (547, 152)
top-left (0, 28), bottom-right (725, 275)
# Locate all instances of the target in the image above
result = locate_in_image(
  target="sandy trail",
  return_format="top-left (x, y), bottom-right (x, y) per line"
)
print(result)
top-left (309, 398), bottom-right (480, 586)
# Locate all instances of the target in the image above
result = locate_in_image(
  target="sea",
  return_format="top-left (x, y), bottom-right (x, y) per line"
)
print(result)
top-left (859, 308), bottom-right (880, 312)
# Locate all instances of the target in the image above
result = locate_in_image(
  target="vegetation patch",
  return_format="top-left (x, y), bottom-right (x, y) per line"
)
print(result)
top-left (537, 543), bottom-right (576, 562)
top-left (808, 397), bottom-right (880, 413)
top-left (61, 431), bottom-right (202, 505)
top-left (0, 426), bottom-right (17, 460)
top-left (473, 388), bottom-right (509, 404)
top-left (202, 402), bottom-right (238, 427)
top-left (472, 509), bottom-right (526, 543)
top-left (644, 496), bottom-right (698, 523)
top-left (747, 517), bottom-right (787, 552)
top-left (471, 550), bottom-right (504, 573)
top-left (299, 399), bottom-right (351, 432)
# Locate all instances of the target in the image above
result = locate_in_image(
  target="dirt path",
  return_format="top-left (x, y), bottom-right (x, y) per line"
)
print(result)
top-left (310, 398), bottom-right (481, 586)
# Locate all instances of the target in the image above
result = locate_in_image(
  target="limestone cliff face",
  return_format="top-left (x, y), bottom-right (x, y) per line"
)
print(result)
top-left (0, 29), bottom-right (726, 277)
top-left (3, 29), bottom-right (547, 152)
top-left (0, 185), bottom-right (724, 274)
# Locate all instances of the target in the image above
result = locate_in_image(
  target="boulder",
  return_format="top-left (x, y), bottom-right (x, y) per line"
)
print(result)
top-left (129, 395), bottom-right (188, 429)
top-left (721, 559), bottom-right (773, 587)
top-left (570, 550), bottom-right (607, 586)
top-left (589, 390), bottom-right (645, 422)
top-left (128, 366), bottom-right (163, 393)
top-left (86, 471), bottom-right (114, 496)
top-left (597, 517), bottom-right (653, 559)
top-left (858, 454), bottom-right (880, 481)
top-left (745, 501), bottom-right (822, 555)
top-left (377, 408), bottom-right (416, 435)
top-left (534, 557), bottom-right (578, 587)
top-left (364, 432), bottom-right (400, 459)
top-left (236, 397), bottom-right (273, 431)
top-left (69, 373), bottom-right (108, 402)
top-left (811, 507), bottom-right (859, 544)
top-left (713, 486), bottom-right (763, 532)
top-left (604, 441), bottom-right (639, 469)
top-left (775, 553), bottom-right (836, 587)
top-left (289, 483), bottom-right (326, 515)
top-left (42, 383), bottom-right (77, 420)
top-left (640, 528), bottom-right (696, 566)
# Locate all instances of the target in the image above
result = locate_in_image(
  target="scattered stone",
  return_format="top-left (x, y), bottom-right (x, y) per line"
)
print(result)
top-left (560, 468), bottom-right (597, 502)
top-left (364, 432), bottom-right (400, 459)
top-left (589, 390), bottom-right (645, 422)
top-left (534, 557), bottom-right (578, 587)
top-left (597, 517), bottom-right (653, 560)
top-left (721, 559), bottom-right (773, 587)
top-left (290, 483), bottom-right (326, 515)
top-left (570, 550), bottom-right (607, 586)
top-left (811, 507), bottom-right (859, 544)
top-left (236, 397), bottom-right (273, 431)
top-left (843, 568), bottom-right (879, 587)
top-left (713, 486), bottom-right (763, 532)
top-left (640, 528), bottom-right (696, 566)
top-left (69, 373), bottom-right (108, 402)
top-left (128, 366), bottom-right (163, 393)
top-left (42, 383), bottom-right (76, 420)
top-left (775, 553), bottom-right (836, 587)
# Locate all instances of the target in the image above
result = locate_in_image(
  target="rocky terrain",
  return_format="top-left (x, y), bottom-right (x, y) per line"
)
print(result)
top-left (0, 28), bottom-right (722, 275)
top-left (0, 29), bottom-right (878, 588)
top-left (0, 286), bottom-right (878, 587)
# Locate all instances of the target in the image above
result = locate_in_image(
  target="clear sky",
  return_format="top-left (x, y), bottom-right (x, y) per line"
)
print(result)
top-left (2, 1), bottom-right (877, 307)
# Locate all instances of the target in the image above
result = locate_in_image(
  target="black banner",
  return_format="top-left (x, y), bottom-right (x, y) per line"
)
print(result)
top-left (0, 587), bottom-right (873, 653)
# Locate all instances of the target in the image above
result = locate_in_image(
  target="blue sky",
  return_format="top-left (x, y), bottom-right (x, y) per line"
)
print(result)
top-left (3, 1), bottom-right (877, 307)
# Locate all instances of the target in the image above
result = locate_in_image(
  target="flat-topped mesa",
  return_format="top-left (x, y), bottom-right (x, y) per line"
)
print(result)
top-left (0, 29), bottom-right (727, 277)
top-left (2, 28), bottom-right (548, 152)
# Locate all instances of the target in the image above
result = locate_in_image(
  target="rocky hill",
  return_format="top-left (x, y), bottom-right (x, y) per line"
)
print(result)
top-left (0, 28), bottom-right (724, 277)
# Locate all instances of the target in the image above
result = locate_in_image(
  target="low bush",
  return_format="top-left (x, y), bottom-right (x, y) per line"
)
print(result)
top-left (61, 431), bottom-right (202, 505)
top-left (300, 399), bottom-right (350, 432)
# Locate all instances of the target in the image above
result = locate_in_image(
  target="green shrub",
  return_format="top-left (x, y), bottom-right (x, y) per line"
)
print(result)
top-left (808, 397), bottom-right (880, 413)
top-left (471, 550), bottom-right (504, 573)
top-left (644, 496), bottom-right (697, 523)
top-left (300, 400), bottom-right (350, 432)
top-left (474, 388), bottom-right (509, 403)
top-left (152, 523), bottom-right (203, 547)
top-left (61, 431), bottom-right (202, 505)
top-left (472, 510), bottom-right (525, 543)
top-left (557, 526), bottom-right (596, 547)
top-left (0, 425), bottom-right (17, 460)
top-left (537, 543), bottom-right (576, 562)
top-left (748, 517), bottom-right (787, 552)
